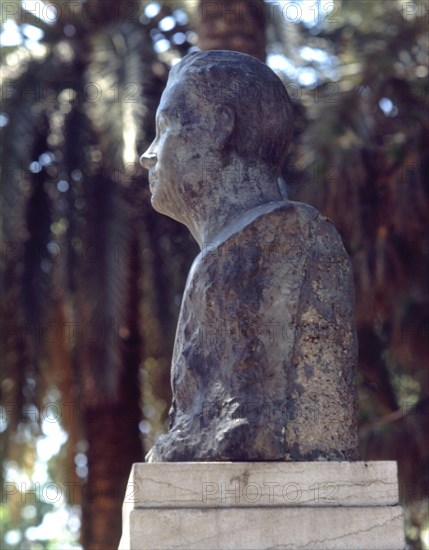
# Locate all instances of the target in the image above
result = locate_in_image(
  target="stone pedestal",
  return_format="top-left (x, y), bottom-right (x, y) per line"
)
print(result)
top-left (119, 461), bottom-right (404, 550)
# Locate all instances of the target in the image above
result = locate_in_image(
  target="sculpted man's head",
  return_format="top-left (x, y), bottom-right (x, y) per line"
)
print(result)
top-left (140, 50), bottom-right (294, 247)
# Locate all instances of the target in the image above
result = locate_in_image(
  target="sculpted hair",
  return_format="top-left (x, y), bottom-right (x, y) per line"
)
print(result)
top-left (170, 50), bottom-right (294, 174)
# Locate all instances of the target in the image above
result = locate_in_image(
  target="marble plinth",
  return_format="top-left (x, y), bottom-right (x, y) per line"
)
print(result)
top-left (119, 461), bottom-right (405, 550)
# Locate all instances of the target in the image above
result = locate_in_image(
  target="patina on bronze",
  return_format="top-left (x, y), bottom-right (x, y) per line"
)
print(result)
top-left (140, 50), bottom-right (359, 462)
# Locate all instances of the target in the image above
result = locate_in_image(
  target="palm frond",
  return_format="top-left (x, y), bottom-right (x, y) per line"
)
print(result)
top-left (62, 23), bottom-right (165, 397)
top-left (86, 23), bottom-right (164, 180)
top-left (1, 61), bottom-right (55, 428)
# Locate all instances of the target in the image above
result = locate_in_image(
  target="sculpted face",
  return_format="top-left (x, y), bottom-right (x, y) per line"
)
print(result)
top-left (141, 51), bottom-right (294, 246)
top-left (140, 76), bottom-right (216, 224)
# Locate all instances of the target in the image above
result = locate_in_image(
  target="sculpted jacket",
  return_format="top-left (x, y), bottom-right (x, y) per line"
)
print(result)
top-left (146, 200), bottom-right (359, 462)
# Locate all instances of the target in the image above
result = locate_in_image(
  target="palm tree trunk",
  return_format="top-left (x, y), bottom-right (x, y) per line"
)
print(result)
top-left (81, 236), bottom-right (142, 550)
top-left (197, 0), bottom-right (267, 61)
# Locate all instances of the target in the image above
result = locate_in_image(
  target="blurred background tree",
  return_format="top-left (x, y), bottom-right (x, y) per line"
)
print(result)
top-left (1, 0), bottom-right (428, 548)
top-left (1, 2), bottom-right (196, 548)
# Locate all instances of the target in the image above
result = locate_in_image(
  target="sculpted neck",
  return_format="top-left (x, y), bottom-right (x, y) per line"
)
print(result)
top-left (182, 158), bottom-right (284, 249)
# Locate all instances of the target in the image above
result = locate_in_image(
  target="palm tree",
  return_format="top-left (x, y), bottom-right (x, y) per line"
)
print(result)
top-left (1, 2), bottom-right (195, 548)
top-left (197, 0), bottom-right (266, 60)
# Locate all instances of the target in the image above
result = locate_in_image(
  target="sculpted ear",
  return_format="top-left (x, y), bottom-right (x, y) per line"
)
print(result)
top-left (213, 104), bottom-right (235, 151)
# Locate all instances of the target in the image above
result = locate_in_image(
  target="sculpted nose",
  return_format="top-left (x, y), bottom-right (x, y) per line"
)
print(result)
top-left (140, 149), bottom-right (157, 170)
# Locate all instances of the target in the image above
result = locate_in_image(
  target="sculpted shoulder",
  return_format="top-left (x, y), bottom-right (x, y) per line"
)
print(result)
top-left (264, 200), bottom-right (337, 235)
top-left (237, 200), bottom-right (347, 251)
top-left (190, 199), bottom-right (348, 275)
top-left (265, 200), bottom-right (350, 260)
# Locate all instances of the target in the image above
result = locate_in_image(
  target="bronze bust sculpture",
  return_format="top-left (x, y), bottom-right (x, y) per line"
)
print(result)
top-left (140, 50), bottom-right (359, 462)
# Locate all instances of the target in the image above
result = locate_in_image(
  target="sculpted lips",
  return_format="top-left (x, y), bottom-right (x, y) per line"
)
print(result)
top-left (148, 173), bottom-right (157, 191)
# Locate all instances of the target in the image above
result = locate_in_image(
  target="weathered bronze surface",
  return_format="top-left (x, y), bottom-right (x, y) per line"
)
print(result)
top-left (140, 51), bottom-right (359, 461)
